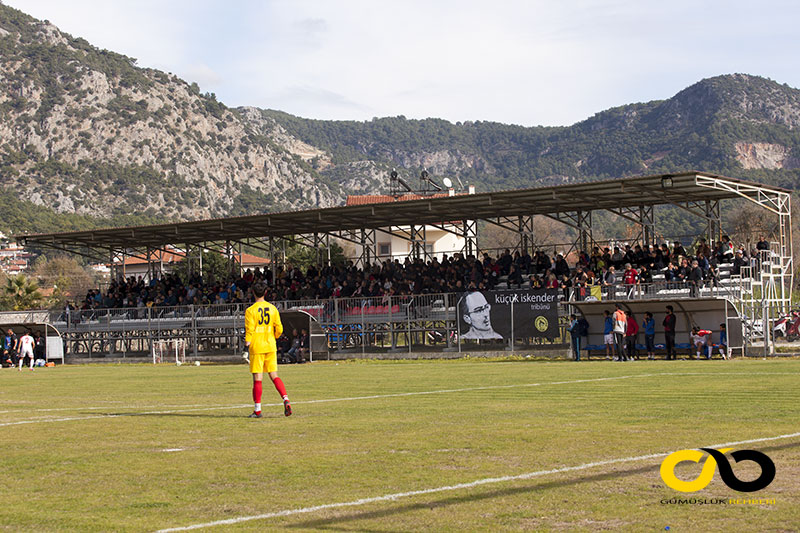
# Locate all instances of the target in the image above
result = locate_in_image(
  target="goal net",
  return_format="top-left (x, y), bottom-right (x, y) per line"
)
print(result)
top-left (152, 339), bottom-right (187, 365)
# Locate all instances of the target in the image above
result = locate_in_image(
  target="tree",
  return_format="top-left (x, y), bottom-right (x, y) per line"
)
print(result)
top-left (530, 215), bottom-right (571, 250)
top-left (478, 216), bottom-right (570, 254)
top-left (285, 240), bottom-right (346, 270)
top-left (478, 223), bottom-right (517, 252)
top-left (33, 255), bottom-right (96, 308)
top-left (171, 249), bottom-right (231, 284)
top-left (727, 202), bottom-right (777, 249)
top-left (2, 274), bottom-right (44, 311)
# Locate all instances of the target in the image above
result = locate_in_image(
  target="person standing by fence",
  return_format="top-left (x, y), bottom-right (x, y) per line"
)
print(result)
top-left (663, 305), bottom-right (677, 360)
top-left (625, 310), bottom-right (639, 360)
top-left (642, 312), bottom-right (656, 360)
top-left (603, 310), bottom-right (615, 360)
top-left (613, 304), bottom-right (627, 361)
top-left (568, 314), bottom-right (582, 361)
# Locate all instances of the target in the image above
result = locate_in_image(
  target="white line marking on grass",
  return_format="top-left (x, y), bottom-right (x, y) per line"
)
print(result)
top-left (156, 430), bottom-right (800, 532)
top-left (0, 404), bottom-right (252, 428)
top-left (0, 403), bottom-right (224, 414)
top-left (0, 373), bottom-right (654, 427)
top-left (0, 371), bottom-right (793, 417)
top-left (161, 448), bottom-right (185, 453)
top-left (0, 370), bottom-right (792, 417)
top-left (0, 371), bottom-right (796, 428)
top-left (0, 404), bottom-right (212, 415)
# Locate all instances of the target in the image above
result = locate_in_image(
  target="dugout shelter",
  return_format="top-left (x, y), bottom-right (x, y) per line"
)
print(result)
top-left (0, 310), bottom-right (64, 364)
top-left (570, 298), bottom-right (743, 359)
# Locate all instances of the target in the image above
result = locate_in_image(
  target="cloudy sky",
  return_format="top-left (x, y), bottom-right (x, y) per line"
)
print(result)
top-left (6, 0), bottom-right (800, 127)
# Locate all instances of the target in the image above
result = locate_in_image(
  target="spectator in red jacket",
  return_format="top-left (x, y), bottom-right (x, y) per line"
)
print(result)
top-left (625, 310), bottom-right (639, 360)
top-left (623, 263), bottom-right (638, 286)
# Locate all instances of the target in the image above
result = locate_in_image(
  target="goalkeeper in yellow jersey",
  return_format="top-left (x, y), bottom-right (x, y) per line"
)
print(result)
top-left (244, 282), bottom-right (291, 418)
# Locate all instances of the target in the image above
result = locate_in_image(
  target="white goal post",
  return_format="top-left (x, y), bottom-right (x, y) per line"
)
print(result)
top-left (152, 339), bottom-right (187, 365)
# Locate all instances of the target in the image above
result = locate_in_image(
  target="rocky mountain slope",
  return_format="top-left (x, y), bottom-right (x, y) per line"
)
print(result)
top-left (0, 4), bottom-right (340, 226)
top-left (1, 4), bottom-right (799, 238)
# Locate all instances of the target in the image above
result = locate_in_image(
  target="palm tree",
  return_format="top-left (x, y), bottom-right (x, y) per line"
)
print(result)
top-left (3, 274), bottom-right (44, 311)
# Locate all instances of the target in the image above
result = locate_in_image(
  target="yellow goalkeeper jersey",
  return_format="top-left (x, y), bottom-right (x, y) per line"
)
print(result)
top-left (245, 300), bottom-right (283, 354)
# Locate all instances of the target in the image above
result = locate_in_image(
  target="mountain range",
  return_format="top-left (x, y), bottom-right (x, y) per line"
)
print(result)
top-left (0, 4), bottom-right (798, 237)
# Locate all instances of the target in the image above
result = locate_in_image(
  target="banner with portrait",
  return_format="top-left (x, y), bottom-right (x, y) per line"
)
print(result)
top-left (458, 289), bottom-right (559, 340)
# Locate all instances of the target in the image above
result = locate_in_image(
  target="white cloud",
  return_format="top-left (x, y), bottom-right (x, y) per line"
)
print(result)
top-left (5, 0), bottom-right (800, 126)
top-left (266, 85), bottom-right (371, 114)
top-left (5, 0), bottom-right (192, 67)
top-left (182, 63), bottom-right (222, 90)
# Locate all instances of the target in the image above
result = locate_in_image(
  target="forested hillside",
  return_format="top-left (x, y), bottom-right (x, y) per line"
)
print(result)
top-left (250, 74), bottom-right (800, 240)
top-left (258, 74), bottom-right (800, 195)
top-left (1, 3), bottom-right (799, 244)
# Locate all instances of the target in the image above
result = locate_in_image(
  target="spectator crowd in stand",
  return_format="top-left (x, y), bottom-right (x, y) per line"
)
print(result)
top-left (65, 235), bottom-right (767, 315)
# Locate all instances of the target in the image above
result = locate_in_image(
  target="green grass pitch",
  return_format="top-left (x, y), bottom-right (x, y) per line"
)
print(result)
top-left (1, 358), bottom-right (799, 532)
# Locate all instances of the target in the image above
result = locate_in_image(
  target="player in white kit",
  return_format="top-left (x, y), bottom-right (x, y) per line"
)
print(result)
top-left (18, 330), bottom-right (34, 371)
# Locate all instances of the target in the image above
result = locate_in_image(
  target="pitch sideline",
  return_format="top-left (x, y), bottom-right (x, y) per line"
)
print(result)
top-left (156, 430), bottom-right (800, 532)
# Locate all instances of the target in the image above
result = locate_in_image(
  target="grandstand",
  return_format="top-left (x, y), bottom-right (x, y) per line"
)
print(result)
top-left (18, 171), bottom-right (793, 360)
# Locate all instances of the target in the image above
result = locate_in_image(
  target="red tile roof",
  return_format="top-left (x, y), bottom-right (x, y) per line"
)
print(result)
top-left (114, 250), bottom-right (270, 266)
top-left (116, 250), bottom-right (185, 266)
top-left (236, 253), bottom-right (271, 266)
top-left (346, 193), bottom-right (451, 206)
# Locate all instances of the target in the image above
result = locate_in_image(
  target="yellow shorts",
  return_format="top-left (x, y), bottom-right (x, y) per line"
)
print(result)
top-left (249, 352), bottom-right (277, 374)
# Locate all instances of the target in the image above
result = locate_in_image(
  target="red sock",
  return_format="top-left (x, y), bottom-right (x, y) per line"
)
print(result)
top-left (252, 380), bottom-right (262, 405)
top-left (273, 377), bottom-right (288, 399)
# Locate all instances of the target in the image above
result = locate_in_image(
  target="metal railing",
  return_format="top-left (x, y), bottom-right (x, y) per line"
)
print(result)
top-left (50, 303), bottom-right (246, 359)
top-left (46, 278), bottom-right (751, 358)
top-left (280, 293), bottom-right (461, 353)
top-left (50, 303), bottom-right (246, 327)
top-left (563, 279), bottom-right (744, 302)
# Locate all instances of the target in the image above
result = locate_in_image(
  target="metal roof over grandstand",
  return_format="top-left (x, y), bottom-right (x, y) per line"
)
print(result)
top-left (16, 171), bottom-right (791, 255)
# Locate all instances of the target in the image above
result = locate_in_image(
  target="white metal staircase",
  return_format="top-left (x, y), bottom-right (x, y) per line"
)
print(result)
top-left (732, 245), bottom-right (793, 350)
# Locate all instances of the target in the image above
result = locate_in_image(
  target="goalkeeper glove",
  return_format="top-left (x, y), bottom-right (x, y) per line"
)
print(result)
top-left (242, 350), bottom-right (250, 363)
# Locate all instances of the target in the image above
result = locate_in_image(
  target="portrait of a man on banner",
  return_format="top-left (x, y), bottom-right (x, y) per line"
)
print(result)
top-left (461, 291), bottom-right (503, 340)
